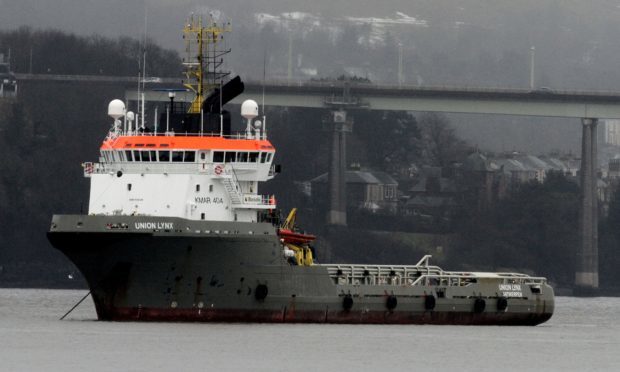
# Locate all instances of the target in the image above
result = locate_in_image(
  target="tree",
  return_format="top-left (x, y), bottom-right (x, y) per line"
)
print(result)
top-left (417, 112), bottom-right (469, 167)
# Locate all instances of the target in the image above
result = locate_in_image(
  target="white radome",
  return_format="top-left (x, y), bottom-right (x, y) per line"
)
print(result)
top-left (241, 99), bottom-right (259, 120)
top-left (108, 99), bottom-right (126, 120)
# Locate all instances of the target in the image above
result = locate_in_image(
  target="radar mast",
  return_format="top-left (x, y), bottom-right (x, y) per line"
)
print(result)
top-left (183, 14), bottom-right (231, 113)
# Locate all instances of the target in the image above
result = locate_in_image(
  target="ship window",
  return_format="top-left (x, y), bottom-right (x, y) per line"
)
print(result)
top-left (159, 150), bottom-right (170, 162)
top-left (150, 151), bottom-right (157, 162)
top-left (224, 152), bottom-right (236, 162)
top-left (249, 152), bottom-right (258, 163)
top-left (213, 151), bottom-right (224, 163)
top-left (200, 152), bottom-right (206, 160)
top-left (238, 152), bottom-right (248, 162)
top-left (172, 151), bottom-right (183, 162)
top-left (133, 150), bottom-right (141, 162)
top-left (142, 151), bottom-right (151, 162)
top-left (184, 151), bottom-right (195, 162)
top-left (125, 150), bottom-right (133, 162)
top-left (260, 152), bottom-right (268, 163)
top-left (127, 183), bottom-right (132, 191)
top-left (201, 213), bottom-right (205, 220)
top-left (266, 153), bottom-right (273, 162)
top-left (209, 185), bottom-right (213, 192)
top-left (196, 184), bottom-right (200, 192)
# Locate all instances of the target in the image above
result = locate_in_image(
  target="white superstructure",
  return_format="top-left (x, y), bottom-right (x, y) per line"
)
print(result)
top-left (84, 101), bottom-right (277, 223)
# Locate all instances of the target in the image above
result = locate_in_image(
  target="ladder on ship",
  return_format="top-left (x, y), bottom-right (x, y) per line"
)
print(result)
top-left (220, 167), bottom-right (243, 205)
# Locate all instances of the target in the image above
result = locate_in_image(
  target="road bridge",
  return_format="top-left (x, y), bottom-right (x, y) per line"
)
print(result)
top-left (17, 73), bottom-right (616, 293)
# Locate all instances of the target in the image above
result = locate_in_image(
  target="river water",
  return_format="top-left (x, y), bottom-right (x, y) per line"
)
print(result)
top-left (0, 289), bottom-right (618, 372)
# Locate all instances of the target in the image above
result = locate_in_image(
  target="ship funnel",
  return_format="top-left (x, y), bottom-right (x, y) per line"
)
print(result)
top-left (108, 99), bottom-right (126, 120)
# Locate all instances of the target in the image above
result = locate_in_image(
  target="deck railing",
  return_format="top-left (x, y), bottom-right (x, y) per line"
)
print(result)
top-left (320, 255), bottom-right (547, 287)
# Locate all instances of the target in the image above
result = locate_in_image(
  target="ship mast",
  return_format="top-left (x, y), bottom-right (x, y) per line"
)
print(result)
top-left (183, 14), bottom-right (231, 114)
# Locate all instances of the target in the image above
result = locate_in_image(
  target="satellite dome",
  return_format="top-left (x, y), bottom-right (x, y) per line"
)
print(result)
top-left (126, 111), bottom-right (135, 121)
top-left (241, 99), bottom-right (259, 120)
top-left (108, 99), bottom-right (125, 120)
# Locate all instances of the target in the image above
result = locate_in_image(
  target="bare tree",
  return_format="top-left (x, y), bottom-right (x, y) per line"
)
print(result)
top-left (418, 112), bottom-right (469, 167)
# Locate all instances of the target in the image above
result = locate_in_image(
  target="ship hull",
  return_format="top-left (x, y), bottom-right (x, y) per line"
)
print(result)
top-left (48, 215), bottom-right (554, 325)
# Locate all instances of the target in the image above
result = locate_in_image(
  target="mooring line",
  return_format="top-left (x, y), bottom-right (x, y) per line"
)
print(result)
top-left (60, 291), bottom-right (91, 320)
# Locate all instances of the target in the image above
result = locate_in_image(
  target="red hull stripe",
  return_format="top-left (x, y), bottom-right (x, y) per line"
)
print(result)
top-left (106, 307), bottom-right (552, 326)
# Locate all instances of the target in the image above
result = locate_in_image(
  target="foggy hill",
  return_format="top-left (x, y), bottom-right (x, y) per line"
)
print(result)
top-left (2, 1), bottom-right (618, 152)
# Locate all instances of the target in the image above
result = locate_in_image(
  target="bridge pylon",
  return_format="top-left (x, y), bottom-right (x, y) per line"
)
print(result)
top-left (576, 118), bottom-right (599, 294)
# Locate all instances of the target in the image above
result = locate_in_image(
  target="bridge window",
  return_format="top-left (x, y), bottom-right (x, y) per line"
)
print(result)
top-left (249, 152), bottom-right (258, 163)
top-left (133, 150), bottom-right (141, 162)
top-left (225, 152), bottom-right (236, 163)
top-left (125, 150), bottom-right (133, 162)
top-left (260, 152), bottom-right (267, 163)
top-left (150, 151), bottom-right (157, 162)
top-left (184, 151), bottom-right (195, 162)
top-left (158, 150), bottom-right (170, 162)
top-left (213, 151), bottom-right (224, 163)
top-left (142, 151), bottom-right (151, 162)
top-left (238, 152), bottom-right (248, 162)
top-left (266, 153), bottom-right (273, 162)
top-left (172, 151), bottom-right (183, 162)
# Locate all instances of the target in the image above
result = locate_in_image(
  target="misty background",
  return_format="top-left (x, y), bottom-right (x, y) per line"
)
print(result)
top-left (4, 0), bottom-right (620, 153)
top-left (2, 1), bottom-right (620, 289)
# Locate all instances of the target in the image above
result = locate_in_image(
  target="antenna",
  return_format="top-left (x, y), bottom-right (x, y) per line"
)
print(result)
top-left (141, 5), bottom-right (148, 129)
top-left (219, 79), bottom-right (223, 136)
top-left (262, 50), bottom-right (267, 139)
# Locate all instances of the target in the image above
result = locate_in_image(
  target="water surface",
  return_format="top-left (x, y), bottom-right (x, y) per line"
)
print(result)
top-left (0, 289), bottom-right (617, 371)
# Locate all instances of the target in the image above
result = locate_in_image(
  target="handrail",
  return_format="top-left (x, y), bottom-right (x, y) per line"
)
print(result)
top-left (107, 130), bottom-right (268, 140)
top-left (321, 261), bottom-right (548, 288)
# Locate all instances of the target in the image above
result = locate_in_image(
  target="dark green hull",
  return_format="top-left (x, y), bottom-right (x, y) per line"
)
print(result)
top-left (48, 215), bottom-right (554, 325)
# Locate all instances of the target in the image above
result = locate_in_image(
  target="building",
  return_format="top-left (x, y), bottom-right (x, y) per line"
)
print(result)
top-left (309, 169), bottom-right (399, 214)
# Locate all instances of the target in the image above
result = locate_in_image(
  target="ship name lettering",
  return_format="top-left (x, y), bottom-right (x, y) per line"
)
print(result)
top-left (195, 197), bottom-right (224, 204)
top-left (499, 284), bottom-right (522, 291)
top-left (134, 222), bottom-right (174, 230)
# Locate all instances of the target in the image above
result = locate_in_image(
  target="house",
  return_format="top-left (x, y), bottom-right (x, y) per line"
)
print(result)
top-left (309, 168), bottom-right (399, 213)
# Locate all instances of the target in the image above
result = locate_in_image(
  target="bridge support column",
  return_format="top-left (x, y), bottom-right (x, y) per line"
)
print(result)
top-left (576, 118), bottom-right (599, 293)
top-left (324, 110), bottom-right (352, 226)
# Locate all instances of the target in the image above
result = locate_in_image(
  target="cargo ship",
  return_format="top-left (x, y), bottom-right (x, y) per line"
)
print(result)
top-left (47, 16), bottom-right (554, 325)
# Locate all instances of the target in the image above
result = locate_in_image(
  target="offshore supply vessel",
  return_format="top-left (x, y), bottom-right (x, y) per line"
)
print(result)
top-left (47, 17), bottom-right (554, 325)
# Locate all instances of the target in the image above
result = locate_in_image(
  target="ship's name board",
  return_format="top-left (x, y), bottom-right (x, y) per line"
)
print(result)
top-left (498, 284), bottom-right (522, 298)
top-left (195, 197), bottom-right (224, 204)
top-left (134, 222), bottom-right (174, 230)
top-left (244, 195), bottom-right (262, 204)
